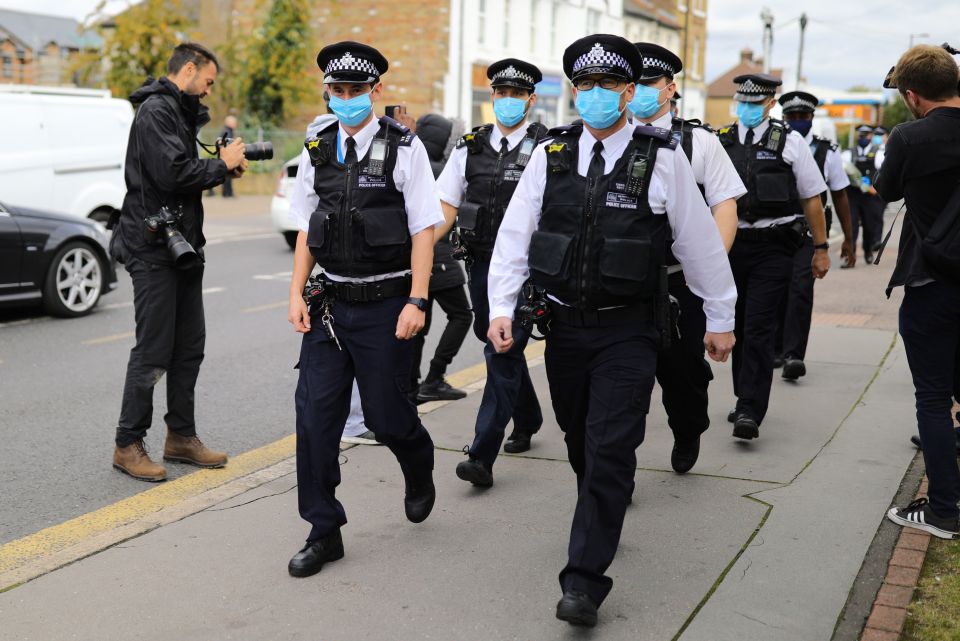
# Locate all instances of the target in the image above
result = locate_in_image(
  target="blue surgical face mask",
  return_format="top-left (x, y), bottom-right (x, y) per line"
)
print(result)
top-left (493, 96), bottom-right (529, 127)
top-left (575, 86), bottom-right (627, 130)
top-left (328, 92), bottom-right (373, 127)
top-left (628, 84), bottom-right (667, 120)
top-left (786, 118), bottom-right (813, 137)
top-left (857, 135), bottom-right (870, 147)
top-left (872, 134), bottom-right (884, 145)
top-left (736, 101), bottom-right (766, 129)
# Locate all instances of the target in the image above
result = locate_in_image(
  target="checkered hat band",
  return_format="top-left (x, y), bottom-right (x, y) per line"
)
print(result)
top-left (642, 57), bottom-right (674, 75)
top-left (325, 53), bottom-right (380, 77)
top-left (782, 97), bottom-right (815, 111)
top-left (737, 79), bottom-right (775, 95)
top-left (493, 67), bottom-right (535, 85)
top-left (573, 50), bottom-right (633, 77)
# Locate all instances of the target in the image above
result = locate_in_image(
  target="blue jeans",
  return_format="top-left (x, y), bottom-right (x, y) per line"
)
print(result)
top-left (466, 258), bottom-right (543, 468)
top-left (899, 280), bottom-right (960, 519)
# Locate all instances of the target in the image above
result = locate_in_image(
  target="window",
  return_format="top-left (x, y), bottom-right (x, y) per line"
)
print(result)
top-left (478, 0), bottom-right (486, 46)
top-left (503, 0), bottom-right (510, 48)
top-left (1, 56), bottom-right (11, 79)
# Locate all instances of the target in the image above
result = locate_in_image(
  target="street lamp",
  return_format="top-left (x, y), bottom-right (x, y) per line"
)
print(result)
top-left (909, 33), bottom-right (929, 47)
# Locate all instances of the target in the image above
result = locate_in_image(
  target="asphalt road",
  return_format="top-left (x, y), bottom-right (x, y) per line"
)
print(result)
top-left (0, 217), bottom-right (485, 545)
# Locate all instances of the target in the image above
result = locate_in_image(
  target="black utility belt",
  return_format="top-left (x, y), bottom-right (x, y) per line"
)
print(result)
top-left (735, 220), bottom-right (804, 243)
top-left (321, 274), bottom-right (411, 303)
top-left (547, 300), bottom-right (654, 328)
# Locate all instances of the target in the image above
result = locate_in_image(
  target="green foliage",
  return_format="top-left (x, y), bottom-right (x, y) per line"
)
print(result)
top-left (77, 0), bottom-right (193, 99)
top-left (902, 537), bottom-right (960, 641)
top-left (243, 0), bottom-right (315, 129)
top-left (883, 94), bottom-right (913, 130)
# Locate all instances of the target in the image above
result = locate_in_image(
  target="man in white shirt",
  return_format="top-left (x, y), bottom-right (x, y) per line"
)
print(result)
top-left (487, 34), bottom-right (736, 628)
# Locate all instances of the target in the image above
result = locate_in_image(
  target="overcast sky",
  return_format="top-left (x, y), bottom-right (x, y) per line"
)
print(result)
top-left (2, 0), bottom-right (958, 91)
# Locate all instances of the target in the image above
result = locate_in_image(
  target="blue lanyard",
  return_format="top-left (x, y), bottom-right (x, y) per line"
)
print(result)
top-left (336, 129), bottom-right (344, 164)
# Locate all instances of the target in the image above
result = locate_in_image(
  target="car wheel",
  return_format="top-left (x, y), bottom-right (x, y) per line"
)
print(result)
top-left (283, 231), bottom-right (298, 250)
top-left (43, 241), bottom-right (105, 317)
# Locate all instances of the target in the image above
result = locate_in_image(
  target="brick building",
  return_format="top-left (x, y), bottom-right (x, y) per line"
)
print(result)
top-left (705, 47), bottom-right (783, 128)
top-left (0, 8), bottom-right (101, 86)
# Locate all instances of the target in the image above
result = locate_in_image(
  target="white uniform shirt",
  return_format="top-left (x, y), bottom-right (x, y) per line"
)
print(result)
top-left (288, 115), bottom-right (444, 282)
top-left (805, 132), bottom-right (850, 192)
top-left (644, 112), bottom-right (746, 208)
top-left (734, 119), bottom-right (827, 229)
top-left (842, 144), bottom-right (885, 171)
top-left (488, 120), bottom-right (737, 333)
top-left (436, 123), bottom-right (531, 207)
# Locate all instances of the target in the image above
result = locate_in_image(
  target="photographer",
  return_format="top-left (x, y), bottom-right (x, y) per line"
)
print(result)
top-left (878, 44), bottom-right (960, 539)
top-left (110, 43), bottom-right (247, 482)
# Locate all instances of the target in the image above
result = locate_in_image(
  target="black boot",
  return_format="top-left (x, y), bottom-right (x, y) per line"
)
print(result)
top-left (456, 455), bottom-right (493, 487)
top-left (671, 436), bottom-right (700, 473)
top-left (403, 469), bottom-right (436, 523)
top-left (503, 427), bottom-right (532, 454)
top-left (288, 529), bottom-right (344, 578)
top-left (556, 590), bottom-right (598, 627)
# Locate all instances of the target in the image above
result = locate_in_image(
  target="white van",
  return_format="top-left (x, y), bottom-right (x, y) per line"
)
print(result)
top-left (0, 84), bottom-right (133, 223)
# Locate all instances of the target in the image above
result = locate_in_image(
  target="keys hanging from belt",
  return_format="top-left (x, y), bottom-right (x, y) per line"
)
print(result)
top-left (321, 301), bottom-right (342, 351)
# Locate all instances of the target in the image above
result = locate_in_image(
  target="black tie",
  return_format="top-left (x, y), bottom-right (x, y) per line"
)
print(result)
top-left (500, 137), bottom-right (509, 156)
top-left (587, 141), bottom-right (605, 179)
top-left (344, 136), bottom-right (358, 165)
top-left (745, 128), bottom-right (755, 147)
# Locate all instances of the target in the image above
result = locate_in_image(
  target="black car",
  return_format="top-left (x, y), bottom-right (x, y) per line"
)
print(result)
top-left (0, 199), bottom-right (118, 317)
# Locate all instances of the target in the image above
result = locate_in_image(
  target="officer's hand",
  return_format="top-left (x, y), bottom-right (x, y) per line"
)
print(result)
top-left (396, 304), bottom-right (425, 340)
top-left (289, 295), bottom-right (311, 333)
top-left (488, 317), bottom-right (514, 353)
top-left (230, 158), bottom-right (249, 179)
top-left (841, 239), bottom-right (856, 268)
top-left (704, 331), bottom-right (735, 363)
top-left (220, 137), bottom-right (246, 171)
top-left (812, 249), bottom-right (831, 278)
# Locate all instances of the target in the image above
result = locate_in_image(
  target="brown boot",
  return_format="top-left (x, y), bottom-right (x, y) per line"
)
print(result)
top-left (113, 439), bottom-right (167, 482)
top-left (163, 430), bottom-right (228, 468)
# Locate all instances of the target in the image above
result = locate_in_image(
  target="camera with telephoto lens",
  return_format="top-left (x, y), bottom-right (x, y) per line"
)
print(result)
top-left (217, 137), bottom-right (274, 161)
top-left (143, 205), bottom-right (199, 270)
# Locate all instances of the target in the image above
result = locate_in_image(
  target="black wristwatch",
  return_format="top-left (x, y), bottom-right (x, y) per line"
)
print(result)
top-left (407, 297), bottom-right (429, 311)
top-left (813, 242), bottom-right (829, 251)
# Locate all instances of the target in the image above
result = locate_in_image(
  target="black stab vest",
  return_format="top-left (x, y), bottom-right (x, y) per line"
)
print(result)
top-left (854, 143), bottom-right (881, 182)
top-left (304, 117), bottom-right (414, 277)
top-left (527, 124), bottom-right (671, 309)
top-left (459, 121), bottom-right (548, 257)
top-left (719, 119), bottom-right (802, 223)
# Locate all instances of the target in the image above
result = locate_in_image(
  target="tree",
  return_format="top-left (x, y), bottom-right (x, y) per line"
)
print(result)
top-left (78, 0), bottom-right (193, 99)
top-left (883, 94), bottom-right (913, 130)
top-left (243, 0), bottom-right (315, 128)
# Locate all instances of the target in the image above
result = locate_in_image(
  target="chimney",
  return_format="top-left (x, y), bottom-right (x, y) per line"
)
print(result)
top-left (740, 48), bottom-right (754, 64)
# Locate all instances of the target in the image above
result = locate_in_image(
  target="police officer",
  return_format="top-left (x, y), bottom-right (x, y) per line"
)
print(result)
top-left (845, 123), bottom-right (885, 263)
top-left (285, 41), bottom-right (441, 578)
top-left (718, 74), bottom-right (830, 440)
top-left (435, 58), bottom-right (548, 486)
top-left (488, 34), bottom-right (737, 627)
top-left (775, 91), bottom-right (856, 380)
top-left (628, 43), bottom-right (744, 473)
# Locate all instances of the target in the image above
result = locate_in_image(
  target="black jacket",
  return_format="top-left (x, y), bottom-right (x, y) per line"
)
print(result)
top-left (875, 107), bottom-right (960, 293)
top-left (416, 113), bottom-right (465, 292)
top-left (111, 77), bottom-right (227, 265)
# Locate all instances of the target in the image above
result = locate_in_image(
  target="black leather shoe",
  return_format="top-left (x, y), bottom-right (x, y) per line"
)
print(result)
top-left (456, 458), bottom-right (493, 487)
top-left (288, 530), bottom-right (344, 578)
top-left (556, 590), bottom-right (598, 627)
top-left (782, 358), bottom-right (807, 381)
top-left (864, 251), bottom-right (875, 264)
top-left (416, 378), bottom-right (467, 402)
top-left (773, 356), bottom-right (785, 369)
top-left (503, 433), bottom-right (531, 453)
top-left (403, 471), bottom-right (435, 523)
top-left (671, 437), bottom-right (700, 474)
top-left (727, 409), bottom-right (737, 423)
top-left (733, 415), bottom-right (759, 440)
top-left (910, 435), bottom-right (922, 449)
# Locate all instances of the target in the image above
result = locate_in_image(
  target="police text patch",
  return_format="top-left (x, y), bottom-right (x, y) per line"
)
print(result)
top-left (605, 191), bottom-right (639, 210)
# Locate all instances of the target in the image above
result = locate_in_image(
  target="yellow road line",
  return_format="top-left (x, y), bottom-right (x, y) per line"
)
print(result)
top-left (242, 300), bottom-right (287, 314)
top-left (82, 331), bottom-right (135, 346)
top-left (0, 435), bottom-right (295, 575)
top-left (0, 338), bottom-right (547, 577)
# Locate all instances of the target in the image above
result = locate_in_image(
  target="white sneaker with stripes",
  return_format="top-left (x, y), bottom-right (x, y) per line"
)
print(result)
top-left (887, 498), bottom-right (959, 540)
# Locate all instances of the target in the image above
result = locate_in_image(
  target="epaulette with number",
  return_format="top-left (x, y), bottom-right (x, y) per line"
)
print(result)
top-left (379, 116), bottom-right (416, 146)
top-left (812, 135), bottom-right (839, 152)
top-left (633, 124), bottom-right (677, 149)
top-left (546, 123), bottom-right (580, 139)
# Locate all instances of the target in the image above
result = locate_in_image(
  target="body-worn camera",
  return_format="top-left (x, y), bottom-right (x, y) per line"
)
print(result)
top-left (518, 281), bottom-right (551, 340)
top-left (143, 205), bottom-right (199, 270)
top-left (218, 137), bottom-right (274, 161)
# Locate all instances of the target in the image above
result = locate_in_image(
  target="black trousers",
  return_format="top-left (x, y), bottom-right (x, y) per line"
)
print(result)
top-left (408, 284), bottom-right (472, 385)
top-left (899, 281), bottom-right (960, 519)
top-left (730, 234), bottom-right (794, 425)
top-left (545, 320), bottom-right (659, 606)
top-left (775, 236), bottom-right (815, 361)
top-left (655, 273), bottom-right (713, 442)
top-left (295, 295), bottom-right (435, 541)
top-left (848, 189), bottom-right (884, 253)
top-left (466, 257), bottom-right (543, 468)
top-left (115, 257), bottom-right (205, 447)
